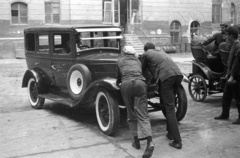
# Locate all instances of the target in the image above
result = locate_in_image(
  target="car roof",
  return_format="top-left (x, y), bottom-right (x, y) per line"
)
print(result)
top-left (24, 24), bottom-right (121, 32)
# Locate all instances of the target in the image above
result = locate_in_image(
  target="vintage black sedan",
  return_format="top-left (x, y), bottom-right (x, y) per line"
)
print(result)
top-left (22, 25), bottom-right (188, 135)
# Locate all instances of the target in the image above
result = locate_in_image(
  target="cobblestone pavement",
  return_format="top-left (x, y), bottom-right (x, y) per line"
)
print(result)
top-left (0, 54), bottom-right (240, 158)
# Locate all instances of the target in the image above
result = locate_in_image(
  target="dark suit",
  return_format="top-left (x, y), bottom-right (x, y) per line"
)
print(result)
top-left (142, 49), bottom-right (183, 143)
top-left (221, 41), bottom-right (240, 118)
top-left (203, 32), bottom-right (226, 55)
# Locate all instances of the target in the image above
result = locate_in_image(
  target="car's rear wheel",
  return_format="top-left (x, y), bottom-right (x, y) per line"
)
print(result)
top-left (27, 78), bottom-right (45, 109)
top-left (95, 88), bottom-right (119, 135)
top-left (67, 64), bottom-right (92, 100)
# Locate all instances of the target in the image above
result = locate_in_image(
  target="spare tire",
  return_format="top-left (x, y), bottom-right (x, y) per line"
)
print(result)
top-left (67, 64), bottom-right (92, 100)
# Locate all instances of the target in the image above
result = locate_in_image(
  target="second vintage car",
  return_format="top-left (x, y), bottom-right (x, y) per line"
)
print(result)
top-left (22, 25), bottom-right (188, 135)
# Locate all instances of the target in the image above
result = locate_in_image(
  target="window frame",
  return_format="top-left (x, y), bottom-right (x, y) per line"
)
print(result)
top-left (170, 21), bottom-right (182, 44)
top-left (212, 3), bottom-right (222, 24)
top-left (11, 2), bottom-right (28, 25)
top-left (103, 1), bottom-right (112, 23)
top-left (45, 0), bottom-right (60, 24)
top-left (52, 33), bottom-right (72, 56)
top-left (25, 33), bottom-right (36, 52)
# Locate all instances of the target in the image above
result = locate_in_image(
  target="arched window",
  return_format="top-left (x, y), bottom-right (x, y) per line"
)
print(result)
top-left (231, 3), bottom-right (236, 25)
top-left (11, 2), bottom-right (28, 24)
top-left (170, 21), bottom-right (181, 44)
top-left (190, 21), bottom-right (200, 39)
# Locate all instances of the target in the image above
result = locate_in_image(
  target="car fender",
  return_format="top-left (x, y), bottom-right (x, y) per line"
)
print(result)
top-left (182, 73), bottom-right (190, 83)
top-left (22, 69), bottom-right (47, 93)
top-left (191, 61), bottom-right (212, 80)
top-left (76, 77), bottom-right (124, 106)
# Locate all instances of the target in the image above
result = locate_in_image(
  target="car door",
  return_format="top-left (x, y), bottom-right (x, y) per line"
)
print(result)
top-left (50, 32), bottom-right (74, 88)
top-left (34, 32), bottom-right (55, 87)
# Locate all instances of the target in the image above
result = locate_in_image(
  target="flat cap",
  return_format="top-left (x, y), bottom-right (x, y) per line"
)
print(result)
top-left (122, 45), bottom-right (136, 54)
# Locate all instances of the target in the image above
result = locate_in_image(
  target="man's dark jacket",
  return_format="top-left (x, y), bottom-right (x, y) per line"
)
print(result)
top-left (141, 49), bottom-right (182, 82)
top-left (203, 32), bottom-right (226, 53)
top-left (116, 54), bottom-right (145, 85)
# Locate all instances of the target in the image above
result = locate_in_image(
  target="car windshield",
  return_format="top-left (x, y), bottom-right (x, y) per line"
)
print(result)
top-left (75, 28), bottom-right (122, 52)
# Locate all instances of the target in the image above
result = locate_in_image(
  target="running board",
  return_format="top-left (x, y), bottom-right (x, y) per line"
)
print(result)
top-left (39, 93), bottom-right (77, 107)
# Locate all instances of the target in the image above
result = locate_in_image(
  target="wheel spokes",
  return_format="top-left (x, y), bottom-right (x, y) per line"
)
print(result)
top-left (99, 97), bottom-right (109, 126)
top-left (189, 75), bottom-right (207, 101)
top-left (30, 82), bottom-right (38, 102)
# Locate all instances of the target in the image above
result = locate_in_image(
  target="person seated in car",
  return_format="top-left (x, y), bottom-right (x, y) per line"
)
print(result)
top-left (75, 33), bottom-right (89, 51)
top-left (202, 23), bottom-right (229, 56)
top-left (62, 40), bottom-right (71, 54)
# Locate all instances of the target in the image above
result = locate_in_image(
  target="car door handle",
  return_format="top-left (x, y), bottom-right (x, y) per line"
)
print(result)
top-left (35, 62), bottom-right (40, 66)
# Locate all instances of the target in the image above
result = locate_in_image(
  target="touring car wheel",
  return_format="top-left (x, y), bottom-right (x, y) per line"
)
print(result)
top-left (67, 64), bottom-right (92, 100)
top-left (95, 88), bottom-right (119, 135)
top-left (188, 74), bottom-right (207, 102)
top-left (27, 78), bottom-right (45, 109)
top-left (162, 84), bottom-right (188, 121)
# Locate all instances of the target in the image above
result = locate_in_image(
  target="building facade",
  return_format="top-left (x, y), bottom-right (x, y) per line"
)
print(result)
top-left (0, 0), bottom-right (239, 57)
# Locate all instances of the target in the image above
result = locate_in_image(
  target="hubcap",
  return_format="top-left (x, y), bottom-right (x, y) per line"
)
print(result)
top-left (70, 70), bottom-right (83, 94)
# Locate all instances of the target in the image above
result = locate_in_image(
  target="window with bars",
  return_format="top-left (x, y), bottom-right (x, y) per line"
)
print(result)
top-left (45, 0), bottom-right (60, 24)
top-left (170, 21), bottom-right (181, 44)
top-left (11, 2), bottom-right (28, 24)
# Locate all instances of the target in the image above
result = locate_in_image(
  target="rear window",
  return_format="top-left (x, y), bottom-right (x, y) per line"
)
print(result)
top-left (25, 33), bottom-right (35, 51)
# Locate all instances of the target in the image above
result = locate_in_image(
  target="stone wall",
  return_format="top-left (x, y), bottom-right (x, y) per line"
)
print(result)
top-left (0, 38), bottom-right (24, 59)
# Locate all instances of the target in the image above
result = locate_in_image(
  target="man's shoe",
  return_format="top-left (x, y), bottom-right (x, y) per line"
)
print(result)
top-left (142, 142), bottom-right (154, 158)
top-left (132, 141), bottom-right (140, 149)
top-left (169, 141), bottom-right (182, 149)
top-left (214, 114), bottom-right (229, 120)
top-left (166, 133), bottom-right (174, 140)
top-left (232, 118), bottom-right (240, 124)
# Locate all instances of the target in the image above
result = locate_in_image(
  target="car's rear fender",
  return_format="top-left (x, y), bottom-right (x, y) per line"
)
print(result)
top-left (190, 61), bottom-right (211, 80)
top-left (22, 69), bottom-right (47, 93)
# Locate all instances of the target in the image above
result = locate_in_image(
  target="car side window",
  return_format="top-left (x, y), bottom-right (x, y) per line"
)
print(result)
top-left (53, 33), bottom-right (71, 55)
top-left (25, 33), bottom-right (36, 52)
top-left (37, 34), bottom-right (49, 54)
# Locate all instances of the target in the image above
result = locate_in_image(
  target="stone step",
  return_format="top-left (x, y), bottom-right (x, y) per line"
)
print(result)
top-left (124, 33), bottom-right (144, 54)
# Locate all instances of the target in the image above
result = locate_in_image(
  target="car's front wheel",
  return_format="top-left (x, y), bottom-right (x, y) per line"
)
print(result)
top-left (27, 78), bottom-right (45, 109)
top-left (95, 88), bottom-right (119, 135)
